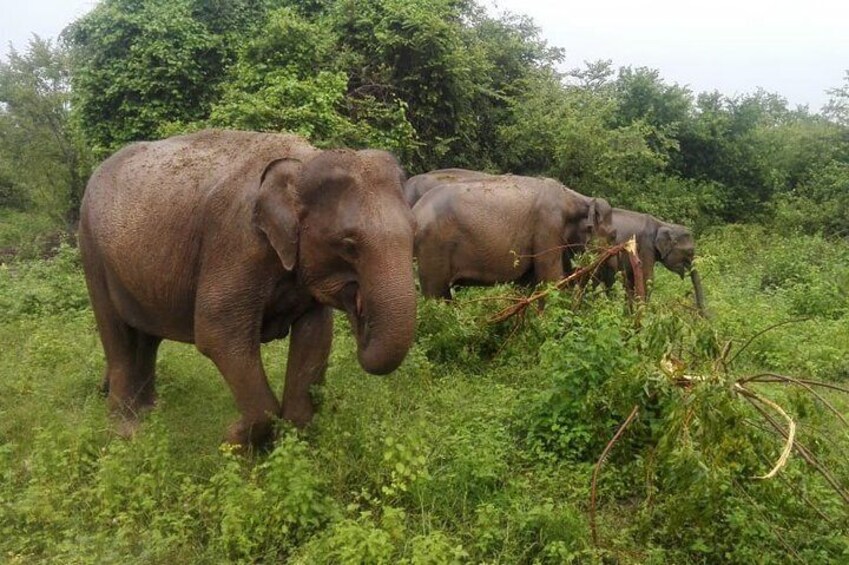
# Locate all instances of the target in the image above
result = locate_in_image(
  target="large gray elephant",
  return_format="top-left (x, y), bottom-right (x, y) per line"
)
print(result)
top-left (79, 130), bottom-right (417, 447)
top-left (597, 208), bottom-right (705, 310)
top-left (413, 173), bottom-right (615, 298)
top-left (403, 168), bottom-right (491, 207)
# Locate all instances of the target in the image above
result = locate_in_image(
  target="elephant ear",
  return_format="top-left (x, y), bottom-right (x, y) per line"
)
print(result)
top-left (581, 198), bottom-right (605, 237)
top-left (254, 158), bottom-right (302, 271)
top-left (655, 226), bottom-right (675, 260)
top-left (587, 199), bottom-right (599, 231)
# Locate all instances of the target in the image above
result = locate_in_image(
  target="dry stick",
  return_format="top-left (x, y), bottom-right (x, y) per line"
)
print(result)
top-left (726, 318), bottom-right (811, 367)
top-left (735, 385), bottom-right (796, 480)
top-left (742, 394), bottom-right (849, 505)
top-left (743, 374), bottom-right (849, 395)
top-left (743, 374), bottom-right (849, 428)
top-left (626, 237), bottom-right (646, 302)
top-left (456, 294), bottom-right (527, 306)
top-left (590, 404), bottom-right (640, 547)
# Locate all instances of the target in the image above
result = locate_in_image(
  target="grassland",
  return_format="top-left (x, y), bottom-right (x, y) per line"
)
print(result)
top-left (0, 225), bottom-right (847, 563)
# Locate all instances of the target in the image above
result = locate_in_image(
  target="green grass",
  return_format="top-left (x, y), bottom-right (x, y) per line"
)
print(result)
top-left (0, 209), bottom-right (64, 261)
top-left (0, 226), bottom-right (847, 563)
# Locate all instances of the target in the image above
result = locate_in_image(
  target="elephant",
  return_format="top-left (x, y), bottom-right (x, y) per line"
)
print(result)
top-left (412, 173), bottom-right (615, 298)
top-left (403, 168), bottom-right (492, 207)
top-left (79, 129), bottom-right (417, 447)
top-left (597, 208), bottom-right (706, 311)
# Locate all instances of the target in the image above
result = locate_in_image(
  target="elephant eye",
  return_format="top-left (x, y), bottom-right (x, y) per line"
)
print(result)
top-left (339, 237), bottom-right (359, 260)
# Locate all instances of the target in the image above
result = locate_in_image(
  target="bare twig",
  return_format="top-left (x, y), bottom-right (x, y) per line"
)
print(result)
top-left (726, 318), bottom-right (810, 367)
top-left (590, 404), bottom-right (640, 547)
top-left (744, 427), bottom-right (837, 525)
top-left (743, 374), bottom-right (848, 427)
top-left (625, 237), bottom-right (646, 302)
top-left (742, 374), bottom-right (849, 395)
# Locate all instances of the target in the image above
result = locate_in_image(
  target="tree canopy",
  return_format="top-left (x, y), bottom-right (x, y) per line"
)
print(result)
top-left (0, 0), bottom-right (845, 236)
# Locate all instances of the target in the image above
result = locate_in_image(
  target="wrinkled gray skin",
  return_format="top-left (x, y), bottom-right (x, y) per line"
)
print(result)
top-left (79, 130), bottom-right (417, 447)
top-left (403, 168), bottom-right (491, 207)
top-left (598, 208), bottom-right (700, 303)
top-left (413, 174), bottom-right (615, 298)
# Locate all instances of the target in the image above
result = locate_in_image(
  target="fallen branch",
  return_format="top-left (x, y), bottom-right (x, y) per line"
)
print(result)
top-left (742, 393), bottom-right (849, 505)
top-left (734, 384), bottom-right (796, 480)
top-left (727, 318), bottom-right (811, 367)
top-left (490, 239), bottom-right (637, 324)
top-left (590, 404), bottom-right (640, 547)
top-left (731, 479), bottom-right (806, 563)
top-left (742, 373), bottom-right (849, 427)
top-left (742, 374), bottom-right (849, 395)
top-left (745, 419), bottom-right (837, 525)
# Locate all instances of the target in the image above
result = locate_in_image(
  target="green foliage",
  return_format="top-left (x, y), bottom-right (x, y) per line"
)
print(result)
top-left (0, 37), bottom-right (89, 224)
top-left (0, 210), bottom-right (62, 260)
top-left (64, 0), bottom-right (246, 156)
top-left (774, 161), bottom-right (849, 238)
top-left (497, 71), bottom-right (670, 203)
top-left (204, 6), bottom-right (417, 154)
top-left (203, 434), bottom-right (335, 560)
top-left (824, 70), bottom-right (849, 126)
top-left (0, 242), bottom-right (88, 321)
top-left (524, 293), bottom-right (643, 460)
top-left (3, 2), bottom-right (849, 562)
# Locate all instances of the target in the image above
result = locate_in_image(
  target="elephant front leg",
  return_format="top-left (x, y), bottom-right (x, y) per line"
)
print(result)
top-left (281, 306), bottom-right (333, 427)
top-left (195, 323), bottom-right (281, 448)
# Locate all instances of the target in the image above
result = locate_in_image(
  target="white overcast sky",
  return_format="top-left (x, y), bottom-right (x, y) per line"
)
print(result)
top-left (1, 0), bottom-right (847, 111)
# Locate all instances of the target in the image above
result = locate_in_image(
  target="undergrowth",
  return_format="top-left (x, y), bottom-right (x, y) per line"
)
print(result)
top-left (0, 225), bottom-right (847, 563)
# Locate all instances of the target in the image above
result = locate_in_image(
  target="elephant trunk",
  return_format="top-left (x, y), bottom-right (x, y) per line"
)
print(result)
top-left (355, 258), bottom-right (417, 375)
top-left (690, 268), bottom-right (708, 317)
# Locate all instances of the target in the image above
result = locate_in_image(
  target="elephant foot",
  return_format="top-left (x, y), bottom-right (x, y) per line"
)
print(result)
top-left (281, 400), bottom-right (316, 430)
top-left (112, 413), bottom-right (142, 438)
top-left (107, 391), bottom-right (157, 438)
top-left (224, 417), bottom-right (277, 450)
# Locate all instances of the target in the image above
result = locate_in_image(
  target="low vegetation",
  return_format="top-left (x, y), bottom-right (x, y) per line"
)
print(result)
top-left (0, 228), bottom-right (846, 563)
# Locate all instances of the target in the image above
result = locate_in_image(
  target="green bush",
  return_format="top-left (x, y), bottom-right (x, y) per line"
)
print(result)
top-left (0, 242), bottom-right (88, 322)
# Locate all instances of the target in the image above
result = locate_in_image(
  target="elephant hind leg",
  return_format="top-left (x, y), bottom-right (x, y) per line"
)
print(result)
top-left (416, 252), bottom-right (453, 299)
top-left (85, 266), bottom-right (160, 431)
top-left (100, 316), bottom-right (161, 426)
top-left (419, 268), bottom-right (452, 299)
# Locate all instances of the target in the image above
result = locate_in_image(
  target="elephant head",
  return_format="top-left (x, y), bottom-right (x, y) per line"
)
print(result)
top-left (254, 149), bottom-right (416, 375)
top-left (655, 225), bottom-right (695, 277)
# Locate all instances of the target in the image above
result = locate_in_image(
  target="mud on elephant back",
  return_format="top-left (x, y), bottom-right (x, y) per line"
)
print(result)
top-left (79, 129), bottom-right (417, 449)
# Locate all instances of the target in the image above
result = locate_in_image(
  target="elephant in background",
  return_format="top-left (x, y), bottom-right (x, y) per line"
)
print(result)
top-left (403, 168), bottom-right (491, 207)
top-left (597, 208), bottom-right (706, 311)
top-left (412, 173), bottom-right (615, 298)
top-left (79, 129), bottom-right (417, 447)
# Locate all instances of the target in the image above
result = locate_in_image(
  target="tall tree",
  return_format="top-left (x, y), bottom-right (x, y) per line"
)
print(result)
top-left (0, 36), bottom-right (88, 225)
top-left (823, 71), bottom-right (849, 127)
top-left (64, 0), bottom-right (265, 156)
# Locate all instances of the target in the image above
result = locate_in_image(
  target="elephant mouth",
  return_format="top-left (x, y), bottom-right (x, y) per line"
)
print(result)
top-left (339, 282), bottom-right (370, 349)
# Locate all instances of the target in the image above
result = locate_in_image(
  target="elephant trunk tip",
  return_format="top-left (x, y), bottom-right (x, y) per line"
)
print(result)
top-left (357, 344), bottom-right (411, 375)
